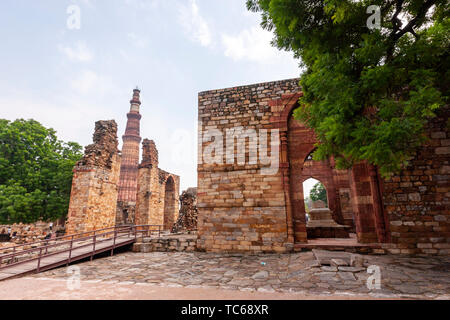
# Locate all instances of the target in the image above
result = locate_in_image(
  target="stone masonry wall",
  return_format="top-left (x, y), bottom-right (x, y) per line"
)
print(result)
top-left (382, 106), bottom-right (450, 255)
top-left (65, 120), bottom-right (121, 235)
top-left (198, 78), bottom-right (449, 255)
top-left (197, 79), bottom-right (300, 253)
top-left (132, 234), bottom-right (197, 253)
top-left (172, 188), bottom-right (198, 233)
top-left (135, 139), bottom-right (180, 230)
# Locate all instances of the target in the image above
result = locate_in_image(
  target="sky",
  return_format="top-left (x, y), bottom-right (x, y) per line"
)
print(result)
top-left (0, 0), bottom-right (302, 192)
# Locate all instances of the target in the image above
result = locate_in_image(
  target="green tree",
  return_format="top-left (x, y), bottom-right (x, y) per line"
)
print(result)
top-left (247, 0), bottom-right (449, 176)
top-left (0, 119), bottom-right (82, 224)
top-left (310, 183), bottom-right (328, 205)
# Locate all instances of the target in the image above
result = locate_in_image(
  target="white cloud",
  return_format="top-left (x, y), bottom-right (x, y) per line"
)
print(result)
top-left (58, 41), bottom-right (93, 62)
top-left (127, 32), bottom-right (148, 48)
top-left (70, 69), bottom-right (115, 95)
top-left (178, 0), bottom-right (212, 47)
top-left (222, 26), bottom-right (290, 64)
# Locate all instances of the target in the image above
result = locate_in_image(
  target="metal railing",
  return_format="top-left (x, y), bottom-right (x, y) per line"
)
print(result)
top-left (0, 224), bottom-right (162, 274)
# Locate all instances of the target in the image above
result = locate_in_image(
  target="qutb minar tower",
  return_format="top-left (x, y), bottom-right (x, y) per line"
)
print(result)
top-left (116, 88), bottom-right (142, 224)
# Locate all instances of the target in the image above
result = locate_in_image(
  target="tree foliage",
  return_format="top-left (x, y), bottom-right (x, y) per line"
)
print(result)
top-left (310, 182), bottom-right (328, 205)
top-left (247, 0), bottom-right (449, 176)
top-left (0, 119), bottom-right (82, 224)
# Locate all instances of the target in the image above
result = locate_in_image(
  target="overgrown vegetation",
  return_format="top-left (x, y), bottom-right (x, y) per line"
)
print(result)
top-left (0, 119), bottom-right (82, 223)
top-left (247, 0), bottom-right (449, 176)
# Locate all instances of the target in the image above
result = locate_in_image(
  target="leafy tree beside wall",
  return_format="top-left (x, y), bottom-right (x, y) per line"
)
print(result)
top-left (310, 183), bottom-right (328, 206)
top-left (247, 0), bottom-right (449, 176)
top-left (0, 119), bottom-right (82, 224)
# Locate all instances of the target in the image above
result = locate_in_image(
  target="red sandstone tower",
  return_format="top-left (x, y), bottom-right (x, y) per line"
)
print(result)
top-left (116, 88), bottom-right (142, 224)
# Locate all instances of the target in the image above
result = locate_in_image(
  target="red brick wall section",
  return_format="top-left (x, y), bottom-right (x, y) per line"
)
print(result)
top-left (197, 77), bottom-right (449, 255)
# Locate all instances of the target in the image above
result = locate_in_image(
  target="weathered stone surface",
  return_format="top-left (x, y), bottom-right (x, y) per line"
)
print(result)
top-left (338, 266), bottom-right (367, 273)
top-left (350, 254), bottom-right (366, 267)
top-left (30, 251), bottom-right (450, 299)
top-left (135, 139), bottom-right (180, 230)
top-left (338, 272), bottom-right (357, 281)
top-left (65, 120), bottom-right (121, 235)
top-left (172, 188), bottom-right (198, 233)
top-left (313, 250), bottom-right (351, 265)
top-left (251, 271), bottom-right (269, 280)
top-left (330, 259), bottom-right (349, 267)
top-left (197, 78), bottom-right (449, 255)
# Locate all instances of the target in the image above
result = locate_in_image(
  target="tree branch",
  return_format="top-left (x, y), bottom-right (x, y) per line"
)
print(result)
top-left (386, 0), bottom-right (436, 61)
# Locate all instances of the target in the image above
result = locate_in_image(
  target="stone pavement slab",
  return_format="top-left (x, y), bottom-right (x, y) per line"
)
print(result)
top-left (1, 251), bottom-right (448, 300)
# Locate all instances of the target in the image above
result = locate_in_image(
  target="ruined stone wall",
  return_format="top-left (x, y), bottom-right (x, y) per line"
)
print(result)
top-left (135, 139), bottom-right (180, 230)
top-left (65, 120), bottom-right (121, 235)
top-left (382, 106), bottom-right (450, 255)
top-left (198, 78), bottom-right (449, 255)
top-left (197, 79), bottom-right (300, 253)
top-left (172, 188), bottom-right (198, 233)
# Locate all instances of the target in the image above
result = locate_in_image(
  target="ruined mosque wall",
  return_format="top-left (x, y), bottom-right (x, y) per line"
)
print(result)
top-left (135, 139), bottom-right (180, 230)
top-left (65, 120), bottom-right (121, 235)
top-left (197, 78), bottom-right (449, 255)
top-left (381, 106), bottom-right (450, 255)
top-left (197, 79), bottom-right (300, 253)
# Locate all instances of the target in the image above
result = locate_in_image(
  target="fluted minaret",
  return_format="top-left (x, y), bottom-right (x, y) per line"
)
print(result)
top-left (118, 88), bottom-right (142, 207)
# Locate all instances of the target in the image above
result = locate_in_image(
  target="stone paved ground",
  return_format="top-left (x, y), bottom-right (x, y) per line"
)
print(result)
top-left (26, 252), bottom-right (450, 299)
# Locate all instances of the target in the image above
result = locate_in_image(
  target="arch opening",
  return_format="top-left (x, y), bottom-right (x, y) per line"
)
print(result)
top-left (163, 176), bottom-right (177, 231)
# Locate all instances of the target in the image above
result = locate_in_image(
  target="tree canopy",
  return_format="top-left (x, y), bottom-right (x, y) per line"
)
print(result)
top-left (310, 182), bottom-right (328, 205)
top-left (247, 0), bottom-right (449, 176)
top-left (0, 119), bottom-right (82, 224)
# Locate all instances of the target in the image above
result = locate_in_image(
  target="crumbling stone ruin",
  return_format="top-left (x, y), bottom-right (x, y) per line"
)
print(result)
top-left (135, 139), bottom-right (180, 230)
top-left (0, 222), bottom-right (64, 247)
top-left (172, 188), bottom-right (198, 233)
top-left (197, 78), bottom-right (449, 255)
top-left (65, 120), bottom-right (121, 235)
top-left (66, 90), bottom-right (180, 235)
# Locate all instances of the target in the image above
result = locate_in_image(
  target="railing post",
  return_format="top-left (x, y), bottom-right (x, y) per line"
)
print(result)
top-left (37, 248), bottom-right (42, 273)
top-left (68, 239), bottom-right (73, 265)
top-left (111, 229), bottom-right (117, 256)
top-left (91, 235), bottom-right (96, 261)
top-left (45, 241), bottom-right (48, 255)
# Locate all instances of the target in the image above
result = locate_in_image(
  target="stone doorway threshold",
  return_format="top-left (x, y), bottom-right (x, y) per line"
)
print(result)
top-left (294, 235), bottom-right (383, 254)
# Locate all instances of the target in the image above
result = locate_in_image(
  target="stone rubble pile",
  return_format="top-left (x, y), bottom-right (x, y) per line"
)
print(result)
top-left (0, 222), bottom-right (66, 256)
top-left (172, 188), bottom-right (198, 233)
top-left (311, 249), bottom-right (370, 279)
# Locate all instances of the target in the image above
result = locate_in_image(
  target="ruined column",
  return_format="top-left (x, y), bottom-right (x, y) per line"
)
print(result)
top-left (65, 120), bottom-right (121, 235)
top-left (116, 88), bottom-right (142, 225)
top-left (135, 139), bottom-right (159, 226)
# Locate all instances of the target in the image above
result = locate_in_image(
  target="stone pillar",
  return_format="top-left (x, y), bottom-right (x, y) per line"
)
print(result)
top-left (349, 162), bottom-right (378, 243)
top-left (117, 88), bottom-right (142, 225)
top-left (65, 120), bottom-right (121, 235)
top-left (135, 139), bottom-right (158, 226)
